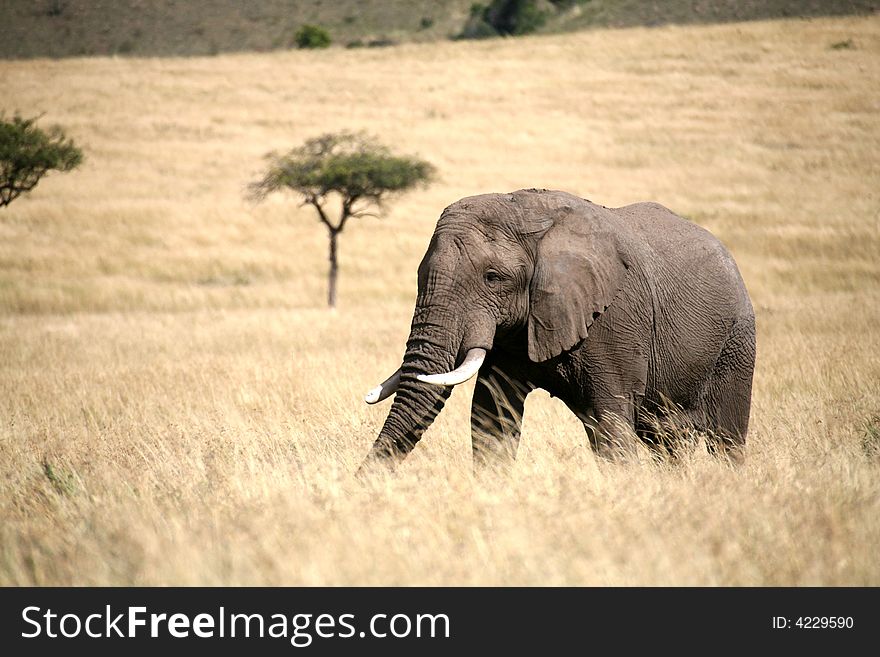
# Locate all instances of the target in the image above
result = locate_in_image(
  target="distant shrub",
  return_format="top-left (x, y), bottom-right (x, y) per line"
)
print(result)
top-left (830, 38), bottom-right (854, 50)
top-left (420, 16), bottom-right (435, 30)
top-left (457, 0), bottom-right (548, 40)
top-left (470, 3), bottom-right (486, 18)
top-left (459, 3), bottom-right (498, 40)
top-left (548, 0), bottom-right (586, 9)
top-left (294, 24), bottom-right (331, 49)
top-left (345, 40), bottom-right (365, 49)
top-left (367, 38), bottom-right (397, 48)
top-left (457, 18), bottom-right (500, 40)
top-left (486, 0), bottom-right (547, 35)
top-left (46, 1), bottom-right (66, 17)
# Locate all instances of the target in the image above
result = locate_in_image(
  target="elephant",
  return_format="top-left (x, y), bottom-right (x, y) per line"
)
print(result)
top-left (360, 188), bottom-right (756, 469)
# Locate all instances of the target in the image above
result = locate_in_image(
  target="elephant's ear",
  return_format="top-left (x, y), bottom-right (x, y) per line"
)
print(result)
top-left (527, 217), bottom-right (629, 362)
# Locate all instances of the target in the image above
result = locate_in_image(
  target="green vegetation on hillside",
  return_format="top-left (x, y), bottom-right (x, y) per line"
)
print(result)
top-left (0, 0), bottom-right (874, 58)
top-left (294, 24), bottom-right (332, 49)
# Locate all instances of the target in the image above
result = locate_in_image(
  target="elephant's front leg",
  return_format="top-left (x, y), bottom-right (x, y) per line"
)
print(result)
top-left (470, 365), bottom-right (529, 469)
top-left (587, 395), bottom-right (643, 460)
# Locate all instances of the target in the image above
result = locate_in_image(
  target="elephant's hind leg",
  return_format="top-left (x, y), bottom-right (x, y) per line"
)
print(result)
top-left (470, 365), bottom-right (529, 469)
top-left (575, 398), bottom-right (642, 460)
top-left (702, 316), bottom-right (756, 462)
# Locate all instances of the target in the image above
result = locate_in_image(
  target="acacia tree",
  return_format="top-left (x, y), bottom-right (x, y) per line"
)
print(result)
top-left (0, 115), bottom-right (83, 208)
top-left (249, 131), bottom-right (435, 308)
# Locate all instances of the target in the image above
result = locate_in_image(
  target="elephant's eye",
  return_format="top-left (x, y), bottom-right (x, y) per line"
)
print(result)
top-left (484, 270), bottom-right (503, 284)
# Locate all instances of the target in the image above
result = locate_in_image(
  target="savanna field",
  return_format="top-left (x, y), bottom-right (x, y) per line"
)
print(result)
top-left (1, 16), bottom-right (879, 585)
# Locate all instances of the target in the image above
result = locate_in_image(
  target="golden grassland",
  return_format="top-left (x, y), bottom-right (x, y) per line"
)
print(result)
top-left (1, 16), bottom-right (879, 585)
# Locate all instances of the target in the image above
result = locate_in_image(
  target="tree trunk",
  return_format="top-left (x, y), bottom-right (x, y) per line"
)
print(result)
top-left (327, 228), bottom-right (338, 308)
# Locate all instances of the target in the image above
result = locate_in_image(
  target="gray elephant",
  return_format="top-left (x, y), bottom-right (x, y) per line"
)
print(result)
top-left (361, 189), bottom-right (755, 468)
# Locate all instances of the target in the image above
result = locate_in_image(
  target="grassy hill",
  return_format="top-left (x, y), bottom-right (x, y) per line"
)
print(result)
top-left (1, 16), bottom-right (878, 585)
top-left (0, 0), bottom-right (876, 58)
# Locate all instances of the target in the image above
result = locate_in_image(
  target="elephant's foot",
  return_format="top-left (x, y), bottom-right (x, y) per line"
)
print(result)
top-left (355, 436), bottom-right (410, 479)
top-left (587, 412), bottom-right (648, 462)
top-left (706, 431), bottom-right (746, 465)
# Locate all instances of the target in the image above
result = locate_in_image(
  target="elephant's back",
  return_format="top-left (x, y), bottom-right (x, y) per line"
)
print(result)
top-left (611, 201), bottom-right (753, 318)
top-left (612, 202), bottom-right (726, 261)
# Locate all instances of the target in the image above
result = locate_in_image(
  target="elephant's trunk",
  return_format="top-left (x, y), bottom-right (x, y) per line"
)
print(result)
top-left (362, 299), bottom-right (495, 468)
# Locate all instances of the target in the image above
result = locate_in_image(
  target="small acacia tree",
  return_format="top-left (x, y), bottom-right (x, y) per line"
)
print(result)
top-left (249, 131), bottom-right (435, 308)
top-left (0, 115), bottom-right (83, 208)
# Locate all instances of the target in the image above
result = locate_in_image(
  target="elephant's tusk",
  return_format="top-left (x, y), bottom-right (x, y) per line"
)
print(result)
top-left (417, 348), bottom-right (487, 387)
top-left (364, 369), bottom-right (402, 404)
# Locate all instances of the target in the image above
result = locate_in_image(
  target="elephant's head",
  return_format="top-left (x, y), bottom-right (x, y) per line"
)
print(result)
top-left (362, 189), bottom-right (631, 466)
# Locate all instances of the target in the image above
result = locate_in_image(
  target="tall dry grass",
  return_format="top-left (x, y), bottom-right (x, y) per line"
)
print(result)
top-left (1, 16), bottom-right (879, 585)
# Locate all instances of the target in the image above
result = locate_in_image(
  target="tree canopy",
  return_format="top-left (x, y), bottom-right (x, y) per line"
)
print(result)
top-left (249, 131), bottom-right (435, 227)
top-left (0, 115), bottom-right (83, 208)
top-left (249, 131), bottom-right (435, 307)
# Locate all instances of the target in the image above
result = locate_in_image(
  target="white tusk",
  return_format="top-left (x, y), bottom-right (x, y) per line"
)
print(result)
top-left (417, 348), bottom-right (487, 387)
top-left (364, 369), bottom-right (401, 404)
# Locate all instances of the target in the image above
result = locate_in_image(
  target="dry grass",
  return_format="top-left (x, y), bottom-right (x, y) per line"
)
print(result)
top-left (1, 16), bottom-right (879, 585)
